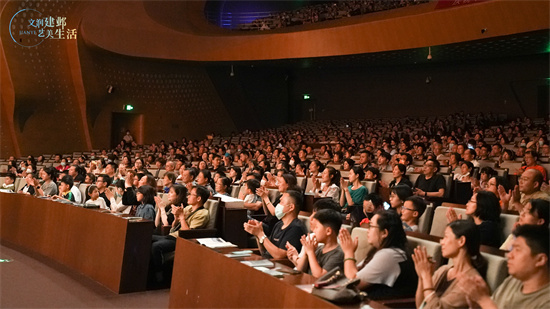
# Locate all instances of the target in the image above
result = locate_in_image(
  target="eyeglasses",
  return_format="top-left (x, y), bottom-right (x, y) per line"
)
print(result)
top-left (367, 224), bottom-right (380, 230)
top-left (402, 206), bottom-right (415, 212)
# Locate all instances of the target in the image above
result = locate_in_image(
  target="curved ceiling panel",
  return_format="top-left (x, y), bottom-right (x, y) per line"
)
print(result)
top-left (80, 0), bottom-right (549, 62)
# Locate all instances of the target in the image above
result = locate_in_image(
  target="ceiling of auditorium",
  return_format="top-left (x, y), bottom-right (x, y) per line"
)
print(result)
top-left (210, 29), bottom-right (549, 69)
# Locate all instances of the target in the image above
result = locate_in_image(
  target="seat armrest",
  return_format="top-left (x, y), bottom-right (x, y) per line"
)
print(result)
top-left (178, 229), bottom-right (217, 239)
top-left (379, 297), bottom-right (416, 308)
top-left (161, 225), bottom-right (171, 236)
top-left (270, 258), bottom-right (295, 268)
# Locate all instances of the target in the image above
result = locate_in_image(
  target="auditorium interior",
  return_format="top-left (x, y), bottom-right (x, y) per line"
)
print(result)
top-left (1, 0), bottom-right (549, 308)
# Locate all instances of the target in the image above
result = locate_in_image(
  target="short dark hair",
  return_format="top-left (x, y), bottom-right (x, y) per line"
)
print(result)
top-left (61, 175), bottom-right (74, 188)
top-left (193, 185), bottom-right (211, 205)
top-left (313, 209), bottom-right (342, 235)
top-left (106, 162), bottom-right (117, 171)
top-left (400, 152), bottom-right (413, 165)
top-left (513, 225), bottom-right (549, 264)
top-left (164, 172), bottom-right (177, 184)
top-left (474, 191), bottom-right (501, 222)
top-left (86, 173), bottom-right (96, 183)
top-left (529, 199), bottom-right (550, 228)
top-left (392, 185), bottom-right (413, 202)
top-left (137, 185), bottom-right (156, 205)
top-left (365, 193), bottom-right (384, 208)
top-left (97, 174), bottom-right (112, 186)
top-left (480, 167), bottom-right (496, 178)
top-left (285, 190), bottom-right (303, 214)
top-left (394, 163), bottom-right (407, 175)
top-left (406, 195), bottom-right (427, 218)
top-left (426, 158), bottom-right (440, 173)
top-left (313, 198), bottom-right (341, 212)
top-left (246, 178), bottom-right (261, 192)
top-left (87, 184), bottom-right (98, 195)
top-left (6, 173), bottom-right (16, 182)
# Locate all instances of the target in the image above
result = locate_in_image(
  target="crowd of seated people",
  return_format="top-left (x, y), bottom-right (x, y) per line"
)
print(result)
top-left (238, 0), bottom-right (429, 31)
top-left (1, 111), bottom-right (549, 303)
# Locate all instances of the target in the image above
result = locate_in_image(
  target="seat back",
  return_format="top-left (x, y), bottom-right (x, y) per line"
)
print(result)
top-left (418, 203), bottom-right (434, 234)
top-left (350, 227), bottom-right (371, 262)
top-left (406, 236), bottom-right (443, 268)
top-left (79, 183), bottom-right (90, 201)
top-left (267, 188), bottom-right (280, 203)
top-left (15, 178), bottom-right (26, 192)
top-left (430, 206), bottom-right (469, 237)
top-left (203, 199), bottom-right (220, 230)
top-left (230, 185), bottom-right (240, 198)
top-left (298, 214), bottom-right (311, 232)
top-left (481, 252), bottom-right (508, 293)
top-left (360, 180), bottom-right (377, 194)
top-left (305, 177), bottom-right (315, 193)
top-left (380, 171), bottom-right (393, 185)
top-left (500, 213), bottom-right (518, 243)
top-left (296, 177), bottom-right (307, 191)
top-left (441, 174), bottom-right (452, 199)
top-left (408, 173), bottom-right (421, 186)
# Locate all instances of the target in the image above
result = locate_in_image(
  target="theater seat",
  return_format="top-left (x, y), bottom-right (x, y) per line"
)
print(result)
top-left (350, 227), bottom-right (371, 262)
top-left (481, 252), bottom-right (508, 292)
top-left (178, 198), bottom-right (220, 239)
top-left (417, 203), bottom-right (434, 234)
top-left (360, 180), bottom-right (377, 195)
top-left (406, 235), bottom-right (443, 269)
top-left (499, 213), bottom-right (518, 244)
top-left (298, 214), bottom-right (310, 232)
top-left (230, 185), bottom-right (240, 198)
top-left (430, 206), bottom-right (469, 237)
top-left (79, 183), bottom-right (90, 201)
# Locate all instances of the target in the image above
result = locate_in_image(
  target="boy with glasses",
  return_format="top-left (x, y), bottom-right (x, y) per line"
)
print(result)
top-left (401, 196), bottom-right (426, 232)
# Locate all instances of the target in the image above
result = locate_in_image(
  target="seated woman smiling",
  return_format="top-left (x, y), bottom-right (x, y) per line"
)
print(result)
top-left (339, 211), bottom-right (417, 299)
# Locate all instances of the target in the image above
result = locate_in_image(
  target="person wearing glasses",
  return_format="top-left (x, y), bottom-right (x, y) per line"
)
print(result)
top-left (339, 211), bottom-right (417, 299)
top-left (401, 196), bottom-right (427, 232)
top-left (93, 174), bottom-right (112, 209)
top-left (413, 159), bottom-right (446, 202)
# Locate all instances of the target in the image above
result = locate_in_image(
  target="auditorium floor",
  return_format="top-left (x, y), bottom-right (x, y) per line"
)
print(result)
top-left (0, 245), bottom-right (169, 308)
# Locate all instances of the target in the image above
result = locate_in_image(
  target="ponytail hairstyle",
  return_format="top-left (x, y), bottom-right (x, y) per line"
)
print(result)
top-left (448, 220), bottom-right (487, 279)
top-left (325, 166), bottom-right (341, 187)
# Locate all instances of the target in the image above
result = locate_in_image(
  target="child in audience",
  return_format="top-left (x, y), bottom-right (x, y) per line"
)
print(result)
top-left (53, 175), bottom-right (75, 202)
top-left (243, 179), bottom-right (263, 220)
top-left (86, 185), bottom-right (108, 209)
top-left (135, 185), bottom-right (156, 221)
top-left (294, 209), bottom-right (344, 278)
top-left (1, 173), bottom-right (16, 192)
top-left (401, 196), bottom-right (427, 232)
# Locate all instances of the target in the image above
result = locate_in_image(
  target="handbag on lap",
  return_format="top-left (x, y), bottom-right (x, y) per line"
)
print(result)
top-left (311, 267), bottom-right (364, 304)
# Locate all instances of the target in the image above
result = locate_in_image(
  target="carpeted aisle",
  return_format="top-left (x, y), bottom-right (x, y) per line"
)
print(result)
top-left (0, 245), bottom-right (169, 308)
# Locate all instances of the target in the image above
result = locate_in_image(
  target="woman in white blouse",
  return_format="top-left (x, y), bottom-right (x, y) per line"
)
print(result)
top-left (310, 166), bottom-right (341, 202)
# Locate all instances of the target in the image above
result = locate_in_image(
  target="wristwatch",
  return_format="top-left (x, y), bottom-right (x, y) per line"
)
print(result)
top-left (259, 235), bottom-right (267, 244)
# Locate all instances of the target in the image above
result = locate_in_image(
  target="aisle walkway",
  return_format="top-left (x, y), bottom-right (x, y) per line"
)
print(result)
top-left (0, 244), bottom-right (169, 308)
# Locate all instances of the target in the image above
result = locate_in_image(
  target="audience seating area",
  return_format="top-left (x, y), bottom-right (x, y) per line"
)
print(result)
top-left (1, 111), bottom-right (548, 305)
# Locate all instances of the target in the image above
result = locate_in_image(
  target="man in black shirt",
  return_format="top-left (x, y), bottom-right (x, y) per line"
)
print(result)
top-left (413, 159), bottom-right (446, 202)
top-left (244, 190), bottom-right (307, 259)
